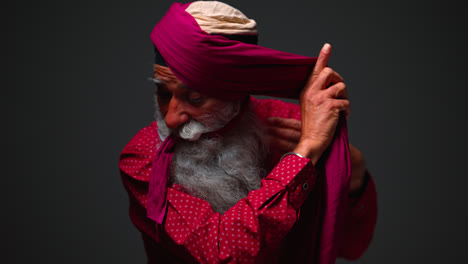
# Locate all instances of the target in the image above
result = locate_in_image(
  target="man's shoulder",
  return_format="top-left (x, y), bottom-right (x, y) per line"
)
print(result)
top-left (119, 121), bottom-right (159, 164)
top-left (250, 96), bottom-right (301, 121)
top-left (119, 121), bottom-right (161, 181)
top-left (123, 121), bottom-right (160, 150)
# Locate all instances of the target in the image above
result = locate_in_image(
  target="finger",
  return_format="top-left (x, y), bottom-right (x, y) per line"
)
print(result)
top-left (330, 99), bottom-right (351, 117)
top-left (267, 126), bottom-right (301, 142)
top-left (303, 68), bottom-right (344, 98)
top-left (324, 83), bottom-right (350, 116)
top-left (323, 82), bottom-right (348, 99)
top-left (315, 67), bottom-right (344, 88)
top-left (305, 43), bottom-right (332, 87)
top-left (267, 117), bottom-right (302, 131)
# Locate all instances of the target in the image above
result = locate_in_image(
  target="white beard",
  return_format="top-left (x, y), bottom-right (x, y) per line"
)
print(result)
top-left (154, 97), bottom-right (268, 213)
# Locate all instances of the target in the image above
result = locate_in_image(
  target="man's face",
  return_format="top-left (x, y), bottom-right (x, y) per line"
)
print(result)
top-left (154, 65), bottom-right (235, 136)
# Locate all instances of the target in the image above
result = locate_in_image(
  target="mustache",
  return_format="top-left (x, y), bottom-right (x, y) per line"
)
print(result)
top-left (176, 118), bottom-right (209, 141)
top-left (158, 114), bottom-right (215, 141)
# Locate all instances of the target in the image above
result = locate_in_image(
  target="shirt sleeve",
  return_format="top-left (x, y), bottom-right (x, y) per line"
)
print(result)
top-left (119, 122), bottom-right (159, 209)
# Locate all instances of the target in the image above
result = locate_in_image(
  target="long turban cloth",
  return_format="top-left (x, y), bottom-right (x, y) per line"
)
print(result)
top-left (146, 2), bottom-right (351, 263)
top-left (150, 2), bottom-right (317, 101)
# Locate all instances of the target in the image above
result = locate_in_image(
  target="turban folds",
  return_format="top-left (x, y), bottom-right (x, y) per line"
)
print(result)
top-left (150, 2), bottom-right (317, 101)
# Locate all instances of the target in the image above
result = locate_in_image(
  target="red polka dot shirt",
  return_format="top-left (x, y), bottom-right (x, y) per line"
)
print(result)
top-left (119, 97), bottom-right (377, 263)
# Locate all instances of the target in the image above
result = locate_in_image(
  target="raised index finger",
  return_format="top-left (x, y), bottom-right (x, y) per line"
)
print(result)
top-left (305, 43), bottom-right (332, 87)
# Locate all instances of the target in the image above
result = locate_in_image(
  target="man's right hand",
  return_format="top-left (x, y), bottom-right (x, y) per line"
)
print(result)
top-left (294, 43), bottom-right (350, 165)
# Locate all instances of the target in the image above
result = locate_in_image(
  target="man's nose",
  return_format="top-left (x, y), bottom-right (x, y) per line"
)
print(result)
top-left (165, 97), bottom-right (190, 129)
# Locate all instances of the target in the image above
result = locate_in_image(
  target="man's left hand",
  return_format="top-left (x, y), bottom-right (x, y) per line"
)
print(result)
top-left (267, 117), bottom-right (302, 154)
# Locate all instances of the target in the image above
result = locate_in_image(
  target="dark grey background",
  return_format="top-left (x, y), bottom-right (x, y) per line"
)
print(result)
top-left (5, 0), bottom-right (467, 263)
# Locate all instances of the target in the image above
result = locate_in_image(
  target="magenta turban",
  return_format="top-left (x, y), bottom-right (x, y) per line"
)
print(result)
top-left (150, 2), bottom-right (317, 101)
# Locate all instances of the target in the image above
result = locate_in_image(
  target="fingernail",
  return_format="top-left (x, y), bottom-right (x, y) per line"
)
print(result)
top-left (323, 43), bottom-right (331, 54)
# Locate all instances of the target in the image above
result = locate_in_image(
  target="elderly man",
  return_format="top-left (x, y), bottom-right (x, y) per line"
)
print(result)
top-left (120, 1), bottom-right (377, 263)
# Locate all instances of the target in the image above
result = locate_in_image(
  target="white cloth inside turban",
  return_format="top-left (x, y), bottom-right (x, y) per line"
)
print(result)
top-left (186, 1), bottom-right (258, 35)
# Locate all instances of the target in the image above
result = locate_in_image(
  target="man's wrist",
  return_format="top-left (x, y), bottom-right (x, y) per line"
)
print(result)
top-left (293, 140), bottom-right (323, 165)
top-left (280, 152), bottom-right (305, 160)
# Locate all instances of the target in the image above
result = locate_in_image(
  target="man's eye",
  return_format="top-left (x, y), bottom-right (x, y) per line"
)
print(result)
top-left (188, 93), bottom-right (205, 105)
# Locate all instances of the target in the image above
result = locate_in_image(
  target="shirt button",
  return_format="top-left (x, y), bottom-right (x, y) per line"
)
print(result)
top-left (302, 182), bottom-right (309, 190)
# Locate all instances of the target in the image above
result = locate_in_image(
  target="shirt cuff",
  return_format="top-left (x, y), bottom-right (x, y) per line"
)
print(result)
top-left (265, 155), bottom-right (316, 210)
